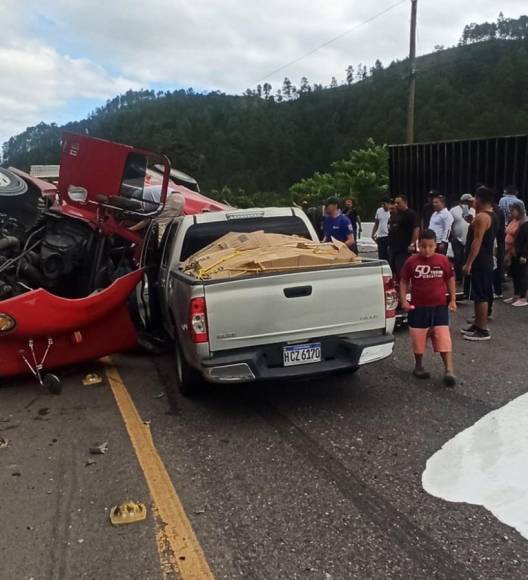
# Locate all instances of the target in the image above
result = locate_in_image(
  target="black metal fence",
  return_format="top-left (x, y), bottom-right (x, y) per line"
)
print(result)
top-left (389, 134), bottom-right (528, 209)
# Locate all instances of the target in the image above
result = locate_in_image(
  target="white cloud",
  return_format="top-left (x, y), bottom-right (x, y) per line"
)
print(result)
top-left (0, 1), bottom-right (139, 146)
top-left (1, 0), bottom-right (527, 146)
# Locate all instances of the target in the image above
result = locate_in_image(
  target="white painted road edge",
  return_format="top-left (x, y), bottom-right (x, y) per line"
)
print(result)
top-left (422, 392), bottom-right (528, 540)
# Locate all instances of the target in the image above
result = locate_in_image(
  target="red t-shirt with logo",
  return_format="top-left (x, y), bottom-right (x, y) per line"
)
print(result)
top-left (400, 253), bottom-right (454, 307)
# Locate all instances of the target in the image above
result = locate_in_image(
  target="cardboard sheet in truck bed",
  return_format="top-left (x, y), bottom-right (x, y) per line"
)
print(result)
top-left (181, 231), bottom-right (361, 280)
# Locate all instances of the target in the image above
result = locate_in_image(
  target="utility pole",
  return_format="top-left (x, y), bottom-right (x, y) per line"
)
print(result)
top-left (406, 0), bottom-right (418, 144)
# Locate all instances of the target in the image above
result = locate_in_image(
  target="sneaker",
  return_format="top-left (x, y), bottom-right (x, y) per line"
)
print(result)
top-left (413, 368), bottom-right (431, 379)
top-left (463, 327), bottom-right (491, 341)
top-left (460, 324), bottom-right (476, 335)
top-left (503, 297), bottom-right (516, 304)
top-left (443, 373), bottom-right (458, 387)
top-left (512, 299), bottom-right (528, 307)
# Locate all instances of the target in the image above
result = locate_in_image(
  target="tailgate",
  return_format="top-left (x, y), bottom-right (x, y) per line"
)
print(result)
top-left (204, 264), bottom-right (386, 352)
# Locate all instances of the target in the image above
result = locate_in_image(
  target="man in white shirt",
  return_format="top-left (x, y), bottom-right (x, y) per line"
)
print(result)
top-left (450, 194), bottom-right (473, 281)
top-left (428, 194), bottom-right (454, 255)
top-left (371, 199), bottom-right (391, 260)
top-left (129, 186), bottom-right (185, 241)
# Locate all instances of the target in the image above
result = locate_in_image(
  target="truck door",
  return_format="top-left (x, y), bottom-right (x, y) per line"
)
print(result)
top-left (158, 218), bottom-right (182, 334)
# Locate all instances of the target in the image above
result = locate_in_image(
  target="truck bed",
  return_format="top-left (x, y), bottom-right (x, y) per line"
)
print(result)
top-left (174, 258), bottom-right (388, 353)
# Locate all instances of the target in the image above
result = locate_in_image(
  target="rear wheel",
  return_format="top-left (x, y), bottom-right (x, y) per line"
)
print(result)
top-left (172, 344), bottom-right (206, 398)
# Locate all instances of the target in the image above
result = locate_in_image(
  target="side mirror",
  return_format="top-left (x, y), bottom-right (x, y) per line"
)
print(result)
top-left (67, 185), bottom-right (88, 203)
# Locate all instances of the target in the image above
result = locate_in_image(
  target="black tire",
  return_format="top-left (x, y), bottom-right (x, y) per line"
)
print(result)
top-left (43, 374), bottom-right (62, 395)
top-left (173, 344), bottom-right (206, 398)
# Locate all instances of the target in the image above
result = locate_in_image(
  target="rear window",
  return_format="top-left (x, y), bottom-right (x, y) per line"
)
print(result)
top-left (180, 216), bottom-right (311, 261)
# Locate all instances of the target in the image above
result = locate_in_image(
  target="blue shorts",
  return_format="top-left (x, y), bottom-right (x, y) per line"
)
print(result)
top-left (408, 306), bottom-right (452, 354)
top-left (407, 305), bottom-right (449, 328)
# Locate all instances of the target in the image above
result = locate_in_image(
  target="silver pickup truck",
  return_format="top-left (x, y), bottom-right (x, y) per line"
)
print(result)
top-left (153, 207), bottom-right (396, 395)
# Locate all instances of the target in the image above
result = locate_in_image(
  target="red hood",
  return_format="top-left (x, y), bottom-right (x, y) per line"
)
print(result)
top-left (143, 171), bottom-right (231, 214)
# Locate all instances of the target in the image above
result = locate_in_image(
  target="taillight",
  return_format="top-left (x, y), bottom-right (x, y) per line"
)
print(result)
top-left (189, 297), bottom-right (209, 343)
top-left (383, 275), bottom-right (398, 319)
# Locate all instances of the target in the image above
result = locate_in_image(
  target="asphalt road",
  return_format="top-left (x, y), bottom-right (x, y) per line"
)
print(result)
top-left (1, 296), bottom-right (528, 580)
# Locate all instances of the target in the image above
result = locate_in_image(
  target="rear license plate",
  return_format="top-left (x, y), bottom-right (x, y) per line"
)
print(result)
top-left (283, 343), bottom-right (322, 367)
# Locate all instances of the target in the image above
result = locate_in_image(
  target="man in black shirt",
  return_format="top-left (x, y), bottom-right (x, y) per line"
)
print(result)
top-left (389, 195), bottom-right (420, 277)
top-left (461, 187), bottom-right (498, 341)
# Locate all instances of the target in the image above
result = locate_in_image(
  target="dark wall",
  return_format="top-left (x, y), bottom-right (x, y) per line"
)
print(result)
top-left (389, 134), bottom-right (528, 209)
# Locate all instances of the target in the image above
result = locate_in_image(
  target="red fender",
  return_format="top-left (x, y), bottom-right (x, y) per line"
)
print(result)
top-left (0, 270), bottom-right (143, 377)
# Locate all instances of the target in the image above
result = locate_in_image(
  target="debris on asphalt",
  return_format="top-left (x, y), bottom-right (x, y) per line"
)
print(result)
top-left (194, 508), bottom-right (206, 515)
top-left (89, 441), bottom-right (108, 455)
top-left (85, 459), bottom-right (96, 467)
top-left (109, 501), bottom-right (147, 525)
top-left (0, 436), bottom-right (9, 448)
top-left (82, 373), bottom-right (103, 386)
top-left (11, 471), bottom-right (21, 477)
top-left (38, 408), bottom-right (50, 416)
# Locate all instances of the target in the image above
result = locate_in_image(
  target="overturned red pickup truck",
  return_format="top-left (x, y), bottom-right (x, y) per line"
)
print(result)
top-left (0, 133), bottom-right (228, 390)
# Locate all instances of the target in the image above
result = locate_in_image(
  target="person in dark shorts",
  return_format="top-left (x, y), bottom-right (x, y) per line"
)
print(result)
top-left (343, 198), bottom-right (362, 242)
top-left (461, 186), bottom-right (498, 341)
top-left (399, 229), bottom-right (457, 386)
top-left (372, 199), bottom-right (392, 261)
top-left (388, 195), bottom-right (420, 277)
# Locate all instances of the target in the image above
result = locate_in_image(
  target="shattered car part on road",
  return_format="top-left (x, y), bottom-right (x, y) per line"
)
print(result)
top-left (110, 501), bottom-right (147, 525)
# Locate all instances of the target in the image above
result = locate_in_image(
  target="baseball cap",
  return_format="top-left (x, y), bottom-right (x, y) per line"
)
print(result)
top-left (460, 193), bottom-right (473, 202)
top-left (325, 196), bottom-right (340, 207)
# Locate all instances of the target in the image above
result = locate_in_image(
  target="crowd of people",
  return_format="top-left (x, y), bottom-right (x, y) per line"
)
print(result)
top-left (315, 185), bottom-right (527, 385)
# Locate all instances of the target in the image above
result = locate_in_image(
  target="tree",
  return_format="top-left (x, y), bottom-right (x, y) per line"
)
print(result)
top-left (355, 64), bottom-right (364, 81)
top-left (300, 77), bottom-right (311, 94)
top-left (329, 77), bottom-right (338, 89)
top-left (346, 65), bottom-right (354, 85)
top-left (289, 139), bottom-right (389, 215)
top-left (370, 59), bottom-right (384, 77)
top-left (282, 77), bottom-right (292, 100)
top-left (263, 83), bottom-right (272, 99)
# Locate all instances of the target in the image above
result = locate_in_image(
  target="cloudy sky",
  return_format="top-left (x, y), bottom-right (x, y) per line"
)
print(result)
top-left (1, 0), bottom-right (525, 146)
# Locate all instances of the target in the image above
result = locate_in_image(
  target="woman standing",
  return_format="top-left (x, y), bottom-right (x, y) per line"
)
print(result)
top-left (504, 203), bottom-right (528, 306)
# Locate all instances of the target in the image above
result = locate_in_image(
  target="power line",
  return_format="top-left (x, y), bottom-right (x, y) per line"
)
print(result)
top-left (256, 0), bottom-right (408, 83)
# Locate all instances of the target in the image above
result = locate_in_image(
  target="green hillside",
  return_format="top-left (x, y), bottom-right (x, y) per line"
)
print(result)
top-left (3, 34), bottom-right (528, 197)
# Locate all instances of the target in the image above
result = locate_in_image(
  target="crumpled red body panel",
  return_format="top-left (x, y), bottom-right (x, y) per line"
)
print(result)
top-left (0, 270), bottom-right (143, 378)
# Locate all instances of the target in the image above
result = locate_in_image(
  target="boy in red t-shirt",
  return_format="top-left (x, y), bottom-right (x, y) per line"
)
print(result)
top-left (399, 229), bottom-right (457, 386)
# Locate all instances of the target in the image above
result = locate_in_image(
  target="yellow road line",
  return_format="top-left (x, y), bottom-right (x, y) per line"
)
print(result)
top-left (104, 360), bottom-right (214, 580)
